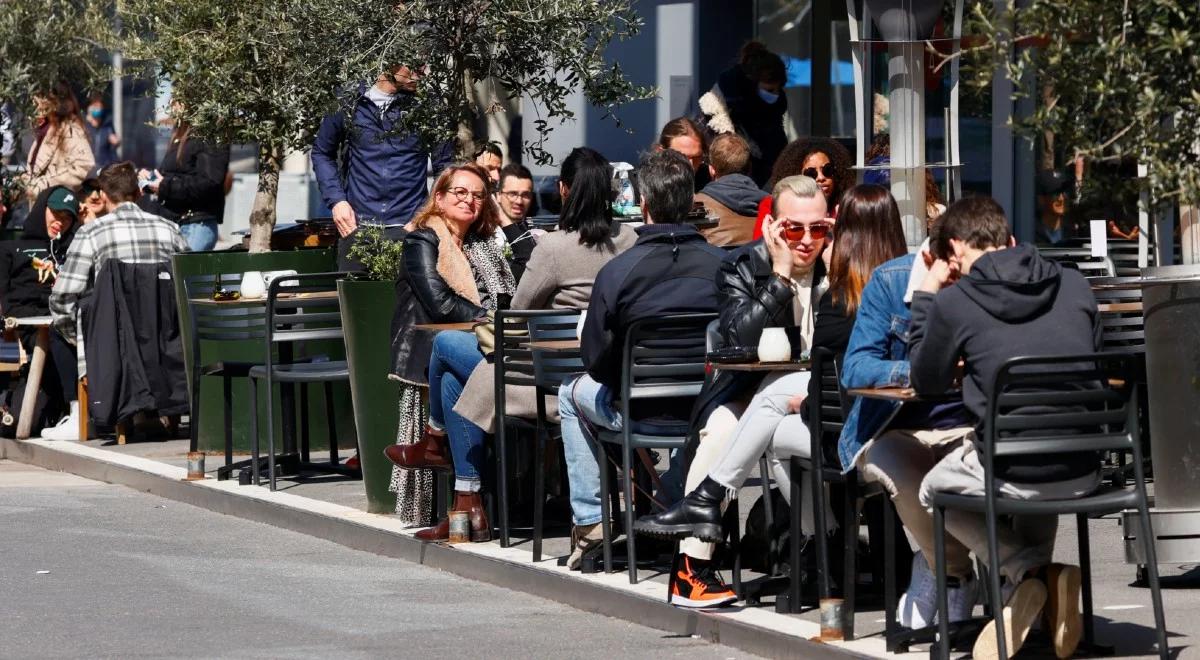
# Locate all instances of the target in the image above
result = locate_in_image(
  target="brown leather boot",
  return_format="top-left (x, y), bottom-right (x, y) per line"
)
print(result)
top-left (384, 426), bottom-right (452, 471)
top-left (453, 491), bottom-right (492, 542)
top-left (415, 517), bottom-right (450, 542)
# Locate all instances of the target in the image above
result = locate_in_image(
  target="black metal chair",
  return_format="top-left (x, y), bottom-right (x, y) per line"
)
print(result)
top-left (596, 312), bottom-right (717, 584)
top-left (492, 309), bottom-right (580, 548)
top-left (183, 273), bottom-right (267, 479)
top-left (247, 272), bottom-right (351, 490)
top-left (526, 312), bottom-right (585, 562)
top-left (929, 353), bottom-right (1168, 659)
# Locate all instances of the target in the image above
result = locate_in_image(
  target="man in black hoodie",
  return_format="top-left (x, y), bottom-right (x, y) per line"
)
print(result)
top-left (908, 197), bottom-right (1100, 659)
top-left (0, 185), bottom-right (81, 436)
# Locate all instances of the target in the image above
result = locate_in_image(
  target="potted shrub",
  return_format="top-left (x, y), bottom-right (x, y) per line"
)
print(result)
top-left (338, 227), bottom-right (404, 513)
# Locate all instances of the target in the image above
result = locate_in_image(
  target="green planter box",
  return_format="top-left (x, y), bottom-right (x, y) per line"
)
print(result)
top-left (339, 279), bottom-right (399, 514)
top-left (171, 248), bottom-right (356, 454)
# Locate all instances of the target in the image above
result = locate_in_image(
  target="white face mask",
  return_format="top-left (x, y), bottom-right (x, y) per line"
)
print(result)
top-left (757, 87), bottom-right (781, 104)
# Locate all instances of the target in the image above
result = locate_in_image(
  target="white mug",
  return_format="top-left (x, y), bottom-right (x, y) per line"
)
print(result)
top-left (757, 327), bottom-right (792, 363)
top-left (240, 271), bottom-right (266, 299)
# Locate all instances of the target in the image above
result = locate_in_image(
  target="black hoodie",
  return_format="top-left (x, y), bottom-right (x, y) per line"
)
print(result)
top-left (0, 186), bottom-right (78, 318)
top-left (908, 243), bottom-right (1102, 482)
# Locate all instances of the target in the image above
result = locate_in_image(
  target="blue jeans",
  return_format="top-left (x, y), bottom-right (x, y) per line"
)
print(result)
top-left (558, 374), bottom-right (624, 526)
top-left (179, 219), bottom-right (219, 252)
top-left (428, 330), bottom-right (486, 491)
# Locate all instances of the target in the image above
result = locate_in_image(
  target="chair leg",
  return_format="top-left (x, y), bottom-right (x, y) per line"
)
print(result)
top-left (599, 441), bottom-right (613, 574)
top-left (789, 457), bottom-right (803, 613)
top-left (728, 504), bottom-right (744, 599)
top-left (497, 420), bottom-right (511, 548)
top-left (758, 455), bottom-right (777, 575)
top-left (668, 540), bottom-right (681, 604)
top-left (1077, 513), bottom-right (1096, 646)
top-left (222, 375), bottom-right (233, 467)
top-left (323, 382), bottom-right (338, 466)
top-left (188, 372), bottom-right (200, 453)
top-left (883, 495), bottom-right (898, 640)
top-left (250, 378), bottom-right (261, 486)
top-left (299, 384), bottom-right (310, 464)
top-left (933, 505), bottom-right (951, 660)
top-left (1135, 497), bottom-right (1170, 659)
top-left (811, 462), bottom-right (831, 601)
top-left (622, 440), bottom-right (638, 584)
top-left (533, 414), bottom-right (546, 563)
top-left (986, 507), bottom-right (1008, 660)
top-left (77, 378), bottom-right (89, 442)
top-left (266, 378), bottom-right (277, 491)
top-left (842, 473), bottom-right (858, 640)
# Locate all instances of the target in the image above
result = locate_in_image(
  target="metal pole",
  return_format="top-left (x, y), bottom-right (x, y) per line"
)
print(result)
top-left (888, 42), bottom-right (926, 246)
top-left (112, 13), bottom-right (123, 161)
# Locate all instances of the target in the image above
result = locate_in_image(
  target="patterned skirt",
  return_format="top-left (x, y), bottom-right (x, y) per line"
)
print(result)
top-left (387, 383), bottom-right (435, 526)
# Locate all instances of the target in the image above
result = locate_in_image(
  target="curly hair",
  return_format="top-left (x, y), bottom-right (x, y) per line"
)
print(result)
top-left (767, 137), bottom-right (855, 205)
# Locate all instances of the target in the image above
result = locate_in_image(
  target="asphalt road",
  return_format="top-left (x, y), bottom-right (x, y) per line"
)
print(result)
top-left (0, 461), bottom-right (751, 660)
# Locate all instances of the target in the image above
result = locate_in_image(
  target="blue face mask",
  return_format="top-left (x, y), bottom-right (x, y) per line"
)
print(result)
top-left (757, 88), bottom-right (780, 104)
top-left (89, 108), bottom-right (103, 120)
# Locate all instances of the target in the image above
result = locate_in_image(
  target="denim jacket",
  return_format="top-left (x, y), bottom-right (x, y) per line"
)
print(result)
top-left (837, 253), bottom-right (916, 471)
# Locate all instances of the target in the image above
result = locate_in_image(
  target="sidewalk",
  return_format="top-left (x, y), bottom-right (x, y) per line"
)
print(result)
top-left (2, 435), bottom-right (1188, 659)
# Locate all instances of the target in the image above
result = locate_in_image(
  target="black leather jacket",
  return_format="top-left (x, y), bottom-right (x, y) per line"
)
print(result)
top-left (686, 239), bottom-right (826, 452)
top-left (389, 228), bottom-right (487, 385)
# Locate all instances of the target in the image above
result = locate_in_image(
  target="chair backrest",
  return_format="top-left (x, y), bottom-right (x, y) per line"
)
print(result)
top-left (704, 318), bottom-right (722, 353)
top-left (619, 313), bottom-right (717, 403)
top-left (183, 272), bottom-right (268, 368)
top-left (984, 353), bottom-right (1137, 465)
top-left (262, 272), bottom-right (348, 368)
top-left (1040, 248), bottom-right (1117, 278)
top-left (808, 346), bottom-right (846, 439)
top-left (1093, 286), bottom-right (1145, 352)
top-left (527, 312), bottom-right (584, 391)
top-left (494, 309), bottom-right (575, 389)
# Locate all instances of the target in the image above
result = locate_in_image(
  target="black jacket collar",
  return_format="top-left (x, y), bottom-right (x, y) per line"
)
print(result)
top-left (634, 223), bottom-right (706, 244)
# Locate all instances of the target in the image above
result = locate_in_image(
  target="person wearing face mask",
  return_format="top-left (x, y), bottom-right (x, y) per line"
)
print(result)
top-left (698, 41), bottom-right (789, 187)
top-left (83, 94), bottom-right (120, 169)
top-left (0, 185), bottom-right (82, 438)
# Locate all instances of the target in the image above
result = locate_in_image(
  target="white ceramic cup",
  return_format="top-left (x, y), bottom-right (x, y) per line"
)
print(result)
top-left (757, 327), bottom-right (792, 363)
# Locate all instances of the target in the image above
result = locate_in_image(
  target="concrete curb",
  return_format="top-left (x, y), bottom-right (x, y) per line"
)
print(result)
top-left (2, 437), bottom-right (879, 660)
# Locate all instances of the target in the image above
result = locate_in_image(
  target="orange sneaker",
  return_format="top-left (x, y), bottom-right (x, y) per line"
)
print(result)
top-left (670, 555), bottom-right (737, 609)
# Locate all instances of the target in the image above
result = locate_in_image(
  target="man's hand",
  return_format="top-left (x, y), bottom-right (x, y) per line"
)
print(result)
top-left (787, 393), bottom-right (806, 415)
top-left (919, 258), bottom-right (958, 294)
top-left (764, 215), bottom-right (794, 279)
top-left (332, 200), bottom-right (357, 238)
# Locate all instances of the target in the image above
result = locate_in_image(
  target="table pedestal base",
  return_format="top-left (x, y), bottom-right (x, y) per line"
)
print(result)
top-left (1122, 507), bottom-right (1200, 565)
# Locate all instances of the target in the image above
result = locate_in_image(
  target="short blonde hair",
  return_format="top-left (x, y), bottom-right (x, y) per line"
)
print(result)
top-left (709, 134), bottom-right (750, 177)
top-left (770, 174), bottom-right (822, 216)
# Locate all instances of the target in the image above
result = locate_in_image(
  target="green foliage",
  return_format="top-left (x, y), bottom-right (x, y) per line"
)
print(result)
top-left (347, 225), bottom-right (405, 282)
top-left (0, 0), bottom-right (115, 116)
top-left (964, 0), bottom-right (1200, 205)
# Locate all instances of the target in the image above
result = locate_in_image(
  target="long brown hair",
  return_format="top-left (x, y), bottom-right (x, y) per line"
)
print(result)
top-left (828, 184), bottom-right (907, 315)
top-left (409, 162), bottom-right (500, 239)
top-left (37, 80), bottom-right (84, 129)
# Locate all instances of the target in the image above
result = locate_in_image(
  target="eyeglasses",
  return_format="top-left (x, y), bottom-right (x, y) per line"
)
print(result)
top-left (500, 191), bottom-right (534, 201)
top-left (448, 187), bottom-right (487, 203)
top-left (782, 221), bottom-right (832, 242)
top-left (802, 163), bottom-right (836, 180)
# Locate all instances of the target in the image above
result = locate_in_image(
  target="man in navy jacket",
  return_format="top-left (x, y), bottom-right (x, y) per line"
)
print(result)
top-left (559, 150), bottom-right (725, 569)
top-left (311, 65), bottom-right (454, 270)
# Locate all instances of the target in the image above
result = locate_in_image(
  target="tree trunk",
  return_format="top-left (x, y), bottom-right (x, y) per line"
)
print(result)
top-left (248, 145), bottom-right (281, 253)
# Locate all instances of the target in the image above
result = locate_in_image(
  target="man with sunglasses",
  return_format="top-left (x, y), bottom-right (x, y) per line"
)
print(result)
top-left (633, 174), bottom-right (832, 608)
top-left (312, 64), bottom-right (455, 270)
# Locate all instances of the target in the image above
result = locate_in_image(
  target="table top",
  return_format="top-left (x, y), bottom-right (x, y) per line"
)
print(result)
top-left (714, 359), bottom-right (810, 372)
top-left (526, 339), bottom-right (581, 352)
top-left (846, 386), bottom-right (961, 402)
top-left (190, 290), bottom-right (339, 307)
top-left (413, 321), bottom-right (479, 332)
top-left (5, 315), bottom-right (52, 327)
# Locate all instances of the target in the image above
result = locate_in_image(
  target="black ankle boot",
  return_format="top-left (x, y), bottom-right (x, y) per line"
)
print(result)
top-left (633, 477), bottom-right (726, 542)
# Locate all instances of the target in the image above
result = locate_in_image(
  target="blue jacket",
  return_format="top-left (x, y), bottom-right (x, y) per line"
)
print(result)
top-left (311, 89), bottom-right (455, 227)
top-left (837, 253), bottom-right (916, 471)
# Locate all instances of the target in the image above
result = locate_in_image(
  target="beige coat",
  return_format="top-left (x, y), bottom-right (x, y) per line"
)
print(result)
top-left (26, 121), bottom-right (94, 200)
top-left (695, 192), bottom-right (757, 247)
top-left (453, 224), bottom-right (638, 432)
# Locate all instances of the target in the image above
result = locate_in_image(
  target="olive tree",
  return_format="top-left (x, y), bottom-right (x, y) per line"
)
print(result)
top-left (962, 0), bottom-right (1200, 206)
top-left (122, 0), bottom-right (653, 252)
top-left (0, 0), bottom-right (113, 115)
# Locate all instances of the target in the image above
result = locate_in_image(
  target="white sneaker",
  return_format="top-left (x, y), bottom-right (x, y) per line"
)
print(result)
top-left (899, 553), bottom-right (977, 627)
top-left (40, 402), bottom-right (80, 441)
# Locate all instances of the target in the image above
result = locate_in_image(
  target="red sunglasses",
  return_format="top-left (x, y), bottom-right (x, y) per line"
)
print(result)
top-left (782, 221), bottom-right (832, 242)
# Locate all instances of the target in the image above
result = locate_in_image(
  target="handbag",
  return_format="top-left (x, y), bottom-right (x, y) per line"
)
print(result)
top-left (473, 309), bottom-right (528, 360)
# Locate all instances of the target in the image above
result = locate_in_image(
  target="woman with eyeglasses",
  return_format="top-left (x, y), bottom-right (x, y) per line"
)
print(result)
top-left (386, 162), bottom-right (516, 541)
top-left (752, 137), bottom-right (854, 241)
top-left (635, 183), bottom-right (908, 607)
